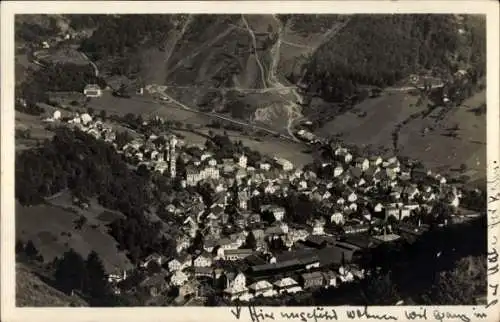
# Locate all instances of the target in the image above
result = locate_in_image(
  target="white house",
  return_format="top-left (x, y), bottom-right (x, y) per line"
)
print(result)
top-left (170, 271), bottom-right (188, 286)
top-left (273, 277), bottom-right (302, 294)
top-left (355, 157), bottom-right (370, 171)
top-left (330, 211), bottom-right (344, 225)
top-left (370, 156), bottom-right (383, 166)
top-left (347, 191), bottom-right (357, 203)
top-left (193, 253), bottom-right (212, 267)
top-left (333, 165), bottom-right (344, 177)
top-left (83, 84), bottom-right (102, 98)
top-left (373, 203), bottom-right (384, 213)
top-left (275, 157), bottom-right (294, 171)
top-left (224, 272), bottom-right (250, 301)
top-left (248, 280), bottom-right (276, 297)
top-left (167, 258), bottom-right (182, 272)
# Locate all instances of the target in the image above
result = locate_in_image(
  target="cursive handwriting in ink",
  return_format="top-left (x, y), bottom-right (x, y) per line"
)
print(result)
top-left (248, 305), bottom-right (275, 322)
top-left (433, 310), bottom-right (470, 322)
top-left (404, 307), bottom-right (427, 320)
top-left (346, 306), bottom-right (397, 320)
top-left (231, 304), bottom-right (242, 320)
top-left (280, 307), bottom-right (338, 322)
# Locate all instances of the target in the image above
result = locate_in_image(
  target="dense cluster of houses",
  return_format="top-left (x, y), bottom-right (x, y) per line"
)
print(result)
top-left (52, 111), bottom-right (481, 305)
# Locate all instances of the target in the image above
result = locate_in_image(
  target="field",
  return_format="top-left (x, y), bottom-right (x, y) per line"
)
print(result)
top-left (316, 93), bottom-right (424, 151)
top-left (15, 111), bottom-right (55, 151)
top-left (16, 262), bottom-right (88, 307)
top-left (398, 90), bottom-right (486, 182)
top-left (195, 128), bottom-right (314, 168)
top-left (16, 195), bottom-right (133, 274)
top-left (34, 47), bottom-right (89, 66)
top-left (316, 90), bottom-right (487, 181)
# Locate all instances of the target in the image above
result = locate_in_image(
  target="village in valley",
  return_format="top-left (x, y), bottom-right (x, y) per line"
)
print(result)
top-left (32, 92), bottom-right (483, 305)
top-left (13, 13), bottom-right (487, 307)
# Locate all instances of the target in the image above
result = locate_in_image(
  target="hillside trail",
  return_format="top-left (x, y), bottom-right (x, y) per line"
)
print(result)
top-left (271, 15), bottom-right (353, 142)
top-left (241, 15), bottom-right (268, 89)
top-left (163, 15), bottom-right (193, 74)
top-left (165, 25), bottom-right (236, 78)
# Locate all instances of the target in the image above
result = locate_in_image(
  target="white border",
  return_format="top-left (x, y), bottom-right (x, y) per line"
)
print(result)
top-left (1, 2), bottom-right (499, 322)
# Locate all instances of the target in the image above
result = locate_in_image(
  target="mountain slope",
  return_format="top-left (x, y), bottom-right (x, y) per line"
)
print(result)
top-left (16, 262), bottom-right (88, 307)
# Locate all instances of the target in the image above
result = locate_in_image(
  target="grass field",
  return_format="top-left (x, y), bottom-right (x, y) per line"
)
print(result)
top-left (316, 90), bottom-right (486, 181)
top-left (16, 196), bottom-right (133, 273)
top-left (398, 90), bottom-right (486, 181)
top-left (316, 93), bottom-right (423, 150)
top-left (196, 128), bottom-right (314, 167)
top-left (15, 111), bottom-right (55, 151)
top-left (16, 262), bottom-right (88, 307)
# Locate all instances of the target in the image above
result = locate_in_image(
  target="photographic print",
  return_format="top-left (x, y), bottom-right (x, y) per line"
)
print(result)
top-left (1, 1), bottom-right (499, 322)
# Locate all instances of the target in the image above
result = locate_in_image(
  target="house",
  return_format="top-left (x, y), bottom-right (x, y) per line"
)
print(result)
top-left (301, 271), bottom-right (324, 289)
top-left (369, 156), bottom-right (383, 166)
top-left (311, 219), bottom-right (325, 235)
top-left (322, 271), bottom-right (339, 288)
top-left (404, 185), bottom-right (420, 200)
top-left (338, 266), bottom-right (355, 283)
top-left (179, 279), bottom-right (199, 298)
top-left (203, 238), bottom-right (218, 253)
top-left (170, 270), bottom-right (189, 286)
top-left (355, 157), bottom-right (370, 171)
top-left (186, 166), bottom-right (201, 186)
top-left (248, 280), bottom-right (276, 297)
top-left (83, 84), bottom-right (102, 98)
top-left (333, 165), bottom-right (344, 177)
top-left (275, 157), bottom-right (294, 171)
top-left (343, 224), bottom-right (370, 234)
top-left (178, 253), bottom-right (193, 269)
top-left (176, 236), bottom-right (191, 254)
top-left (386, 166), bottom-right (399, 180)
top-left (223, 249), bottom-right (254, 261)
top-left (273, 277), bottom-right (302, 294)
top-left (238, 190), bottom-right (250, 210)
top-left (218, 238), bottom-right (240, 251)
top-left (346, 191), bottom-right (357, 203)
top-left (167, 258), bottom-right (182, 272)
top-left (373, 203), bottom-right (384, 213)
top-left (270, 205), bottom-right (286, 222)
top-left (194, 266), bottom-right (213, 278)
top-left (237, 154), bottom-right (248, 168)
top-left (400, 207), bottom-right (411, 220)
top-left (224, 272), bottom-right (250, 301)
top-left (193, 252), bottom-right (213, 267)
top-left (140, 253), bottom-right (166, 269)
top-left (330, 211), bottom-right (344, 225)
top-left (138, 271), bottom-right (169, 297)
top-left (259, 162), bottom-right (271, 171)
top-left (386, 206), bottom-right (400, 220)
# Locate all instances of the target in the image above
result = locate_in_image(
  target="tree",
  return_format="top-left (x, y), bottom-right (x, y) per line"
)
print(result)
top-left (54, 248), bottom-right (87, 294)
top-left (243, 231), bottom-right (257, 250)
top-left (99, 110), bottom-right (107, 120)
top-left (147, 260), bottom-right (162, 275)
top-left (84, 251), bottom-right (110, 301)
top-left (24, 240), bottom-right (39, 259)
top-left (15, 240), bottom-right (25, 255)
top-left (360, 271), bottom-right (400, 305)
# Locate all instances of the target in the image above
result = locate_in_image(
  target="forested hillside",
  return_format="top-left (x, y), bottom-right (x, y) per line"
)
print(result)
top-left (299, 14), bottom-right (486, 102)
top-left (16, 128), bottom-right (175, 264)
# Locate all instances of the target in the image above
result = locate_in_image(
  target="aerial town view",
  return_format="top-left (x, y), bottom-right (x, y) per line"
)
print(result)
top-left (14, 13), bottom-right (487, 307)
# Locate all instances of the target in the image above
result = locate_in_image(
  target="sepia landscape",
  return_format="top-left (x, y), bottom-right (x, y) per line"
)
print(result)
top-left (14, 13), bottom-right (487, 307)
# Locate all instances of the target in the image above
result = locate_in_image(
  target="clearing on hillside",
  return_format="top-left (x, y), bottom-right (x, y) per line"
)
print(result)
top-left (16, 199), bottom-right (133, 273)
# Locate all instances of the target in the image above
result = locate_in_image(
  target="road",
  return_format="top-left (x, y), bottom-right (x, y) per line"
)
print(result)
top-left (151, 87), bottom-right (297, 142)
top-left (241, 15), bottom-right (268, 89)
top-left (79, 51), bottom-right (99, 77)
